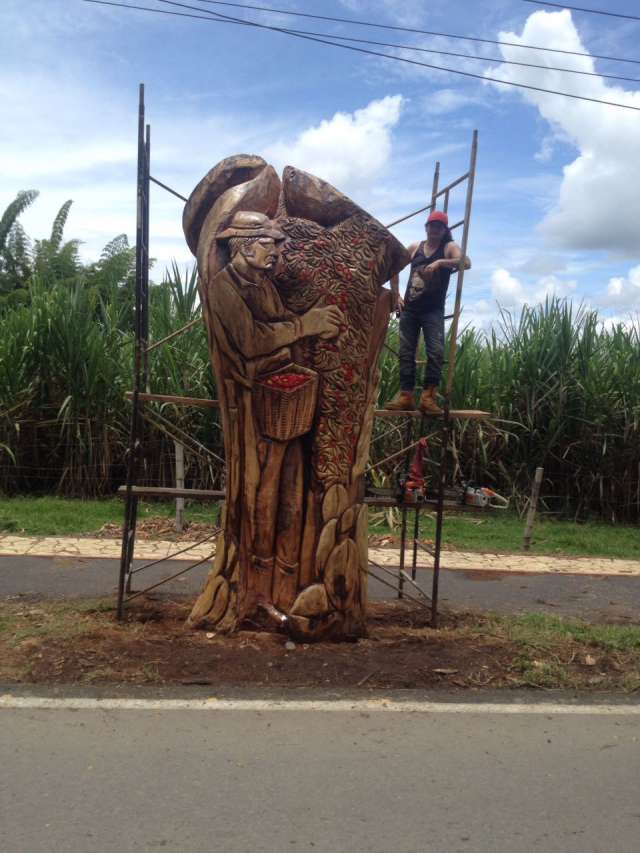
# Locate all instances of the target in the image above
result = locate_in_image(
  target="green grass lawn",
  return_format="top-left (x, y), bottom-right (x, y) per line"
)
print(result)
top-left (433, 512), bottom-right (637, 558)
top-left (0, 496), bottom-right (638, 560)
top-left (374, 509), bottom-right (640, 559)
top-left (0, 496), bottom-right (219, 537)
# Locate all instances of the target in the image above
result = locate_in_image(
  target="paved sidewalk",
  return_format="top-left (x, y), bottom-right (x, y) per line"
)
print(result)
top-left (0, 534), bottom-right (638, 576)
top-left (2, 552), bottom-right (639, 620)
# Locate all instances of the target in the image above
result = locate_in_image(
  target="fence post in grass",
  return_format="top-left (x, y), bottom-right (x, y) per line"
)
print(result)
top-left (522, 466), bottom-right (543, 551)
top-left (175, 441), bottom-right (185, 533)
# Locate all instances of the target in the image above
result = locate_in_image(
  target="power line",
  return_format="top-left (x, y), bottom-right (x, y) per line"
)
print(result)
top-left (101, 0), bottom-right (640, 84)
top-left (176, 0), bottom-right (640, 66)
top-left (287, 30), bottom-right (640, 85)
top-left (84, 0), bottom-right (640, 113)
top-left (523, 1), bottom-right (640, 22)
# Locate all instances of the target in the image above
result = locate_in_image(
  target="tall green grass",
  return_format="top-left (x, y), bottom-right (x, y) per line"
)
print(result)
top-left (0, 263), bottom-right (221, 496)
top-left (1, 192), bottom-right (638, 519)
top-left (376, 300), bottom-right (640, 521)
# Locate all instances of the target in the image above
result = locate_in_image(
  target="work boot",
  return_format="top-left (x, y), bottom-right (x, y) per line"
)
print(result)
top-left (384, 390), bottom-right (415, 411)
top-left (419, 386), bottom-right (443, 416)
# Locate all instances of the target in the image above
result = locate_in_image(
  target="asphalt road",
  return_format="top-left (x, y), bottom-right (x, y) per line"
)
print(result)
top-left (2, 554), bottom-right (640, 621)
top-left (2, 692), bottom-right (640, 853)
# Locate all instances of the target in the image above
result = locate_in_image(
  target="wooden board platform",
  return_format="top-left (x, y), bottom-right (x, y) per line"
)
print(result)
top-left (364, 495), bottom-right (495, 513)
top-left (125, 393), bottom-right (489, 421)
top-left (374, 409), bottom-right (491, 420)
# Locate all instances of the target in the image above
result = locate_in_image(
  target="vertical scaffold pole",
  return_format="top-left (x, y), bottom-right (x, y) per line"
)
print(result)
top-left (431, 130), bottom-right (478, 627)
top-left (410, 161), bottom-right (442, 581)
top-left (397, 414), bottom-right (413, 599)
top-left (142, 123), bottom-right (151, 392)
top-left (445, 130), bottom-right (478, 398)
top-left (117, 84), bottom-right (150, 618)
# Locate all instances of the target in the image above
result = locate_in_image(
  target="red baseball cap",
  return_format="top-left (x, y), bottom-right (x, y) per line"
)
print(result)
top-left (426, 210), bottom-right (449, 226)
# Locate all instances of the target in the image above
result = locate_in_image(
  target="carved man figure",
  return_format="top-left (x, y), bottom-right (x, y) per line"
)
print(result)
top-left (205, 210), bottom-right (343, 616)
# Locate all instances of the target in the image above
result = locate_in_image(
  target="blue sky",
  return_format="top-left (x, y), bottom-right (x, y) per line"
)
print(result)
top-left (2, 0), bottom-right (640, 327)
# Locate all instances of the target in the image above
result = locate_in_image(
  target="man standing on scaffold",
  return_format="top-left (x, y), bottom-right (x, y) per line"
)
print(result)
top-left (385, 210), bottom-right (471, 415)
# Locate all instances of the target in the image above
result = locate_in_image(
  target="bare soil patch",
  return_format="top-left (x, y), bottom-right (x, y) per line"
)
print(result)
top-left (1, 598), bottom-right (639, 692)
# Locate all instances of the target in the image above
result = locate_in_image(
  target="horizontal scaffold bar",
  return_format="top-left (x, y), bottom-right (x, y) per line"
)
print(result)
top-left (117, 487), bottom-right (490, 512)
top-left (435, 172), bottom-right (470, 198)
top-left (117, 486), bottom-right (224, 499)
top-left (373, 409), bottom-right (491, 420)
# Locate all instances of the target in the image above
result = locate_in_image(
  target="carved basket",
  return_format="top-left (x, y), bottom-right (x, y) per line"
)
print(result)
top-left (254, 363), bottom-right (319, 442)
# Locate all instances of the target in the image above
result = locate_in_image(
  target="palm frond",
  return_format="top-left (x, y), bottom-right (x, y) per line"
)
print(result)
top-left (0, 190), bottom-right (38, 251)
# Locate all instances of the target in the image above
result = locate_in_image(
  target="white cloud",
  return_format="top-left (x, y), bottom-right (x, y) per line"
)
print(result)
top-left (604, 265), bottom-right (640, 309)
top-left (459, 297), bottom-right (496, 332)
top-left (489, 267), bottom-right (577, 309)
top-left (0, 69), bottom-right (291, 271)
top-left (265, 95), bottom-right (404, 193)
top-left (485, 10), bottom-right (640, 254)
top-left (490, 268), bottom-right (526, 307)
top-left (534, 135), bottom-right (555, 163)
top-left (422, 89), bottom-right (486, 116)
top-left (1, 73), bottom-right (405, 273)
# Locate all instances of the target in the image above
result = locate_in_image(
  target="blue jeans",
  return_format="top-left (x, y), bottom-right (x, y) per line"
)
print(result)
top-left (399, 306), bottom-right (445, 390)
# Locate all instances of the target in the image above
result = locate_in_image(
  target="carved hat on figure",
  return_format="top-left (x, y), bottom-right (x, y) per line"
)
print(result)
top-left (216, 211), bottom-right (285, 242)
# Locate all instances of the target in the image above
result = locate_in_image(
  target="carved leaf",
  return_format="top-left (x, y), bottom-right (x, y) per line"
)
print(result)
top-left (216, 586), bottom-right (237, 633)
top-left (316, 518), bottom-right (337, 577)
top-left (322, 484), bottom-right (349, 522)
top-left (208, 577), bottom-right (230, 624)
top-left (183, 155), bottom-right (268, 254)
top-left (290, 584), bottom-right (330, 618)
top-left (188, 574), bottom-right (226, 626)
top-left (324, 539), bottom-right (359, 610)
top-left (339, 504), bottom-right (358, 535)
top-left (355, 504), bottom-right (368, 567)
top-left (212, 532), bottom-right (227, 576)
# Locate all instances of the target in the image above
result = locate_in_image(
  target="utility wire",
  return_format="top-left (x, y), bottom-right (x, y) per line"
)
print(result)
top-left (308, 31), bottom-right (640, 85)
top-left (160, 0), bottom-right (640, 86)
top-left (523, 1), bottom-right (640, 22)
top-left (108, 0), bottom-right (640, 84)
top-left (85, 0), bottom-right (640, 113)
top-left (168, 0), bottom-right (640, 66)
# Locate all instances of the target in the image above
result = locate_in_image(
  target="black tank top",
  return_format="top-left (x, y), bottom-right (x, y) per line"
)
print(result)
top-left (404, 241), bottom-right (452, 311)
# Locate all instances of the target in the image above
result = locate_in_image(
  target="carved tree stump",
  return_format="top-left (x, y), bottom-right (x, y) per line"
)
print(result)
top-left (183, 155), bottom-right (409, 640)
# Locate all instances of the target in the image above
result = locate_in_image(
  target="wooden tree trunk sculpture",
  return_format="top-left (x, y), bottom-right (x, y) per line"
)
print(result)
top-left (183, 155), bottom-right (409, 640)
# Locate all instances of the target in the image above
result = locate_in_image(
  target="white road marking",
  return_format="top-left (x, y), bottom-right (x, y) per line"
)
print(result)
top-left (1, 695), bottom-right (639, 715)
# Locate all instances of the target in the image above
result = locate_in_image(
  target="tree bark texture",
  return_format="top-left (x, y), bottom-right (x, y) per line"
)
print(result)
top-left (183, 155), bottom-right (409, 640)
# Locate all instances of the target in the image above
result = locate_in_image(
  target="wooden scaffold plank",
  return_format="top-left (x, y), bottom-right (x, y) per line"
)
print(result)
top-left (117, 486), bottom-right (224, 500)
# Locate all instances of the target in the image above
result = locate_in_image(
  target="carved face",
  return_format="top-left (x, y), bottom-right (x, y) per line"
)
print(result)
top-left (241, 237), bottom-right (281, 271)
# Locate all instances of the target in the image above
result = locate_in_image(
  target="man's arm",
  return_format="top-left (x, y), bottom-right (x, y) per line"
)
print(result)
top-left (417, 241), bottom-right (470, 279)
top-left (442, 241), bottom-right (471, 270)
top-left (214, 279), bottom-right (343, 360)
top-left (217, 289), bottom-right (304, 360)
